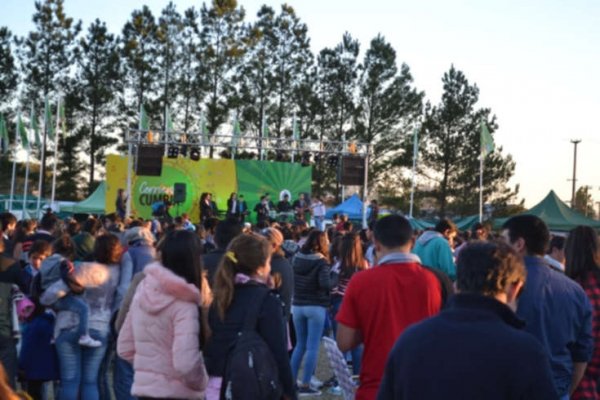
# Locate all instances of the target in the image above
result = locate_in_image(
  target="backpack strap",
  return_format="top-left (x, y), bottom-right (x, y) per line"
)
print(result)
top-left (241, 286), bottom-right (270, 333)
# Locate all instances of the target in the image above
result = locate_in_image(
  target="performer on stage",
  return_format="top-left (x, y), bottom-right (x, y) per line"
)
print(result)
top-left (226, 192), bottom-right (240, 220)
top-left (115, 188), bottom-right (127, 220)
top-left (277, 194), bottom-right (293, 213)
top-left (200, 192), bottom-right (216, 223)
top-left (238, 194), bottom-right (249, 222)
top-left (254, 196), bottom-right (270, 225)
top-left (293, 193), bottom-right (311, 222)
top-left (311, 196), bottom-right (326, 231)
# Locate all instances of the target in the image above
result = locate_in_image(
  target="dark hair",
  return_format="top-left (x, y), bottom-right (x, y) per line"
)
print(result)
top-left (549, 235), bottom-right (566, 252)
top-left (301, 230), bottom-right (330, 261)
top-left (0, 213), bottom-right (16, 231)
top-left (342, 221), bottom-right (353, 232)
top-left (52, 235), bottom-right (75, 260)
top-left (435, 218), bottom-right (457, 234)
top-left (229, 192), bottom-right (237, 200)
top-left (339, 233), bottom-right (367, 279)
top-left (29, 240), bottom-right (52, 259)
top-left (159, 230), bottom-right (203, 289)
top-left (373, 215), bottom-right (413, 249)
top-left (82, 218), bottom-right (102, 235)
top-left (40, 213), bottom-right (59, 232)
top-left (66, 220), bottom-right (81, 236)
top-left (214, 218), bottom-right (242, 249)
top-left (203, 217), bottom-right (220, 232)
top-left (213, 233), bottom-right (271, 319)
top-left (93, 234), bottom-right (123, 265)
top-left (565, 226), bottom-right (600, 282)
top-left (502, 215), bottom-right (549, 256)
top-left (457, 241), bottom-right (526, 296)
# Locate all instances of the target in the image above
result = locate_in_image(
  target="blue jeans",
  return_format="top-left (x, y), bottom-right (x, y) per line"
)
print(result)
top-left (55, 328), bottom-right (108, 400)
top-left (330, 296), bottom-right (363, 375)
top-left (291, 305), bottom-right (327, 385)
top-left (55, 295), bottom-right (90, 338)
top-left (114, 355), bottom-right (136, 400)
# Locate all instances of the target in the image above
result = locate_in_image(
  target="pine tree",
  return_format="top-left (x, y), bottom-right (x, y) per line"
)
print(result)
top-left (74, 19), bottom-right (121, 192)
top-left (355, 35), bottom-right (424, 190)
top-left (177, 7), bottom-right (203, 132)
top-left (421, 66), bottom-right (516, 215)
top-left (198, 0), bottom-right (246, 156)
top-left (17, 0), bottom-right (81, 197)
top-left (0, 27), bottom-right (18, 103)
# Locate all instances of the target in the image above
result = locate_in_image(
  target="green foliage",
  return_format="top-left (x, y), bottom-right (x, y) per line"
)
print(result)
top-left (0, 27), bottom-right (17, 101)
top-left (574, 186), bottom-right (596, 218)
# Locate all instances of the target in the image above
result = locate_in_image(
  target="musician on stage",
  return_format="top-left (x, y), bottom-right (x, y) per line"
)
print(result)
top-left (238, 194), bottom-right (249, 222)
top-left (200, 192), bottom-right (216, 223)
top-left (277, 194), bottom-right (293, 213)
top-left (226, 192), bottom-right (240, 220)
top-left (254, 196), bottom-right (270, 225)
top-left (293, 193), bottom-right (311, 222)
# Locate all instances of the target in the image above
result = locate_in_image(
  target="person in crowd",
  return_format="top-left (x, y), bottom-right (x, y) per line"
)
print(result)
top-left (291, 230), bottom-right (336, 396)
top-left (502, 215), bottom-right (593, 399)
top-left (205, 233), bottom-right (295, 400)
top-left (118, 230), bottom-right (209, 400)
top-left (331, 232), bottom-right (368, 376)
top-left (454, 222), bottom-right (490, 260)
top-left (20, 240), bottom-right (52, 296)
top-left (254, 196), bottom-right (270, 225)
top-left (17, 214), bottom-right (58, 261)
top-left (116, 189), bottom-right (127, 221)
top-left (412, 219), bottom-right (458, 280)
top-left (12, 220), bottom-right (36, 261)
top-left (335, 214), bottom-right (348, 232)
top-left (124, 226), bottom-right (156, 276)
top-left (368, 200), bottom-right (379, 226)
top-left (0, 213), bottom-right (17, 258)
top-left (226, 192), bottom-right (240, 220)
top-left (0, 363), bottom-right (28, 400)
top-left (202, 217), bottom-right (220, 254)
top-left (66, 220), bottom-right (81, 238)
top-left (39, 235), bottom-right (101, 348)
top-left (336, 215), bottom-right (442, 400)
top-left (546, 235), bottom-right (566, 272)
top-left (377, 241), bottom-right (558, 400)
top-left (564, 226), bottom-right (600, 399)
top-left (203, 218), bottom-right (242, 285)
top-left (72, 218), bottom-right (102, 262)
top-left (41, 234), bottom-right (122, 400)
top-left (181, 213), bottom-right (195, 231)
top-left (261, 227), bottom-right (294, 322)
top-left (311, 197), bottom-right (326, 232)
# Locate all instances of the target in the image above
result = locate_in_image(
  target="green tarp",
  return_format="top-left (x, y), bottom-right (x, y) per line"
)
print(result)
top-left (62, 182), bottom-right (106, 215)
top-left (494, 190), bottom-right (600, 232)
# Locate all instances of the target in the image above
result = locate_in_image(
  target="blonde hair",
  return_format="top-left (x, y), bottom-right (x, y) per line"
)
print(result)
top-left (261, 228), bottom-right (284, 257)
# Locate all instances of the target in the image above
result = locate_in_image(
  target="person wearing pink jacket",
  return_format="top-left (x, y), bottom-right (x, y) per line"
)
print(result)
top-left (117, 230), bottom-right (209, 400)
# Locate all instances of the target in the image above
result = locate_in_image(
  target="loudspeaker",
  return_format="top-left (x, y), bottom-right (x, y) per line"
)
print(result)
top-left (167, 146), bottom-right (179, 158)
top-left (190, 147), bottom-right (201, 161)
top-left (340, 155), bottom-right (366, 186)
top-left (136, 145), bottom-right (163, 176)
top-left (173, 183), bottom-right (186, 204)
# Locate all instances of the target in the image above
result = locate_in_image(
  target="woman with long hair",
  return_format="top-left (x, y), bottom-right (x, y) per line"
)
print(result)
top-left (261, 227), bottom-right (294, 322)
top-left (117, 230), bottom-right (209, 400)
top-left (290, 230), bottom-right (336, 396)
top-left (565, 226), bottom-right (600, 399)
top-left (331, 232), bottom-right (368, 375)
top-left (205, 233), bottom-right (295, 400)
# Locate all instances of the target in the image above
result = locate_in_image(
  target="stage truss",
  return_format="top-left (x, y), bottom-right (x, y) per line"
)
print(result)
top-left (124, 129), bottom-right (371, 226)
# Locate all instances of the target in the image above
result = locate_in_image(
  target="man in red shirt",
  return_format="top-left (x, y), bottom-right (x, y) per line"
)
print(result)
top-left (336, 215), bottom-right (442, 400)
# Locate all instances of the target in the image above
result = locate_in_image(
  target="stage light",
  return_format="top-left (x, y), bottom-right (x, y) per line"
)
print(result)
top-left (190, 147), bottom-right (201, 161)
top-left (301, 152), bottom-right (311, 166)
top-left (327, 155), bottom-right (339, 168)
top-left (276, 151), bottom-right (284, 161)
top-left (180, 145), bottom-right (188, 157)
top-left (167, 146), bottom-right (179, 159)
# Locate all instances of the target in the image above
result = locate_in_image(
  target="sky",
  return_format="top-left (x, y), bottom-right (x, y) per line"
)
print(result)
top-left (3, 0), bottom-right (600, 208)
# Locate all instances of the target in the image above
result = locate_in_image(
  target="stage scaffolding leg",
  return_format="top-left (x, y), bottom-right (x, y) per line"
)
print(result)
top-left (362, 148), bottom-right (370, 229)
top-left (125, 143), bottom-right (133, 219)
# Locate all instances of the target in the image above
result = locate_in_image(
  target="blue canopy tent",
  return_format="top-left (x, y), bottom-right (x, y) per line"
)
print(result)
top-left (325, 194), bottom-right (365, 221)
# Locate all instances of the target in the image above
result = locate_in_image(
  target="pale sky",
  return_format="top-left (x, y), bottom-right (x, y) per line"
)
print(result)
top-left (3, 0), bottom-right (600, 208)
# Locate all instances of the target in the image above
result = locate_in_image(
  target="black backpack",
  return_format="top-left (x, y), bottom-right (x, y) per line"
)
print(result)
top-left (220, 288), bottom-right (283, 400)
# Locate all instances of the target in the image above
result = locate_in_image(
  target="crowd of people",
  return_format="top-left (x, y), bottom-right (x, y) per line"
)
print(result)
top-left (0, 203), bottom-right (598, 400)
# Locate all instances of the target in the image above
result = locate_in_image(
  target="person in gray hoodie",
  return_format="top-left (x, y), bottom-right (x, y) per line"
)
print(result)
top-left (412, 219), bottom-right (457, 280)
top-left (290, 230), bottom-right (338, 396)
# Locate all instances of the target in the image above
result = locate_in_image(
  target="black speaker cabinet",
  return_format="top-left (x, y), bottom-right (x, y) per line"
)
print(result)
top-left (340, 155), bottom-right (366, 186)
top-left (136, 145), bottom-right (163, 176)
top-left (173, 183), bottom-right (187, 204)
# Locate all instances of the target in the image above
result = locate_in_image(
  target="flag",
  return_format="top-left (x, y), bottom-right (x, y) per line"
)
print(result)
top-left (30, 104), bottom-right (41, 147)
top-left (480, 120), bottom-right (495, 157)
top-left (262, 114), bottom-right (269, 139)
top-left (200, 111), bottom-right (208, 145)
top-left (232, 115), bottom-right (241, 147)
top-left (58, 101), bottom-right (67, 136)
top-left (165, 107), bottom-right (174, 132)
top-left (292, 113), bottom-right (299, 141)
top-left (413, 126), bottom-right (419, 160)
top-left (44, 96), bottom-right (54, 141)
top-left (140, 104), bottom-right (149, 131)
top-left (17, 113), bottom-right (29, 148)
top-left (0, 115), bottom-right (8, 154)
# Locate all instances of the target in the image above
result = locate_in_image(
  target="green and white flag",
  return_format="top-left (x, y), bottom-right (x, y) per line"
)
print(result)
top-left (0, 115), bottom-right (8, 154)
top-left (165, 107), bottom-right (174, 132)
top-left (480, 120), bottom-right (495, 157)
top-left (44, 96), bottom-right (54, 141)
top-left (17, 113), bottom-right (29, 148)
top-left (200, 111), bottom-right (208, 145)
top-left (292, 113), bottom-right (299, 141)
top-left (30, 104), bottom-right (41, 147)
top-left (139, 104), bottom-right (149, 131)
top-left (232, 114), bottom-right (241, 146)
top-left (58, 101), bottom-right (67, 137)
top-left (262, 114), bottom-right (269, 140)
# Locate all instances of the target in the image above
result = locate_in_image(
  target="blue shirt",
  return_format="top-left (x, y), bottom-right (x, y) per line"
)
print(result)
top-left (517, 256), bottom-right (593, 396)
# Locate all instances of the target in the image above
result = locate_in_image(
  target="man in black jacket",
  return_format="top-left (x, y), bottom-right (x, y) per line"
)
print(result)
top-left (377, 241), bottom-right (558, 400)
top-left (202, 218), bottom-right (242, 285)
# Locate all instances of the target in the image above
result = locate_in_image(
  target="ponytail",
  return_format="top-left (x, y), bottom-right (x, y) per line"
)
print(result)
top-left (213, 254), bottom-right (237, 320)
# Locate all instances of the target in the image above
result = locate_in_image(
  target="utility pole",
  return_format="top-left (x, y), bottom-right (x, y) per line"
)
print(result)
top-left (570, 139), bottom-right (581, 208)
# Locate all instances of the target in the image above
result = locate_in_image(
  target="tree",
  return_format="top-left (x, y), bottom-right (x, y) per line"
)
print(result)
top-left (574, 185), bottom-right (596, 218)
top-left (74, 19), bottom-right (121, 192)
top-left (355, 35), bottom-right (424, 190)
top-left (421, 66), bottom-right (516, 215)
top-left (17, 0), bottom-right (81, 196)
top-left (198, 0), bottom-right (246, 156)
top-left (0, 27), bottom-right (18, 104)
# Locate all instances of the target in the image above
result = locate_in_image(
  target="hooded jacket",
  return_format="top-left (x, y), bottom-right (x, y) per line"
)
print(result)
top-left (412, 231), bottom-right (456, 280)
top-left (292, 252), bottom-right (336, 307)
top-left (117, 262), bottom-right (208, 399)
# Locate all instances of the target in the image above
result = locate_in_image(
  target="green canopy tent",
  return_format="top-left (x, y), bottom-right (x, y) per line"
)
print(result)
top-left (62, 182), bottom-right (106, 215)
top-left (494, 190), bottom-right (600, 232)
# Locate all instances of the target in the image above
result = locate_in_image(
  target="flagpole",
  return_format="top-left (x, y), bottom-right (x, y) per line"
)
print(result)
top-left (50, 97), bottom-right (61, 211)
top-left (260, 111), bottom-right (265, 161)
top-left (409, 126), bottom-right (419, 218)
top-left (9, 120), bottom-right (17, 213)
top-left (341, 132), bottom-right (346, 201)
top-left (479, 153), bottom-right (483, 222)
top-left (36, 100), bottom-right (48, 216)
top-left (22, 140), bottom-right (31, 219)
top-left (291, 112), bottom-right (296, 163)
top-left (125, 105), bottom-right (139, 219)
